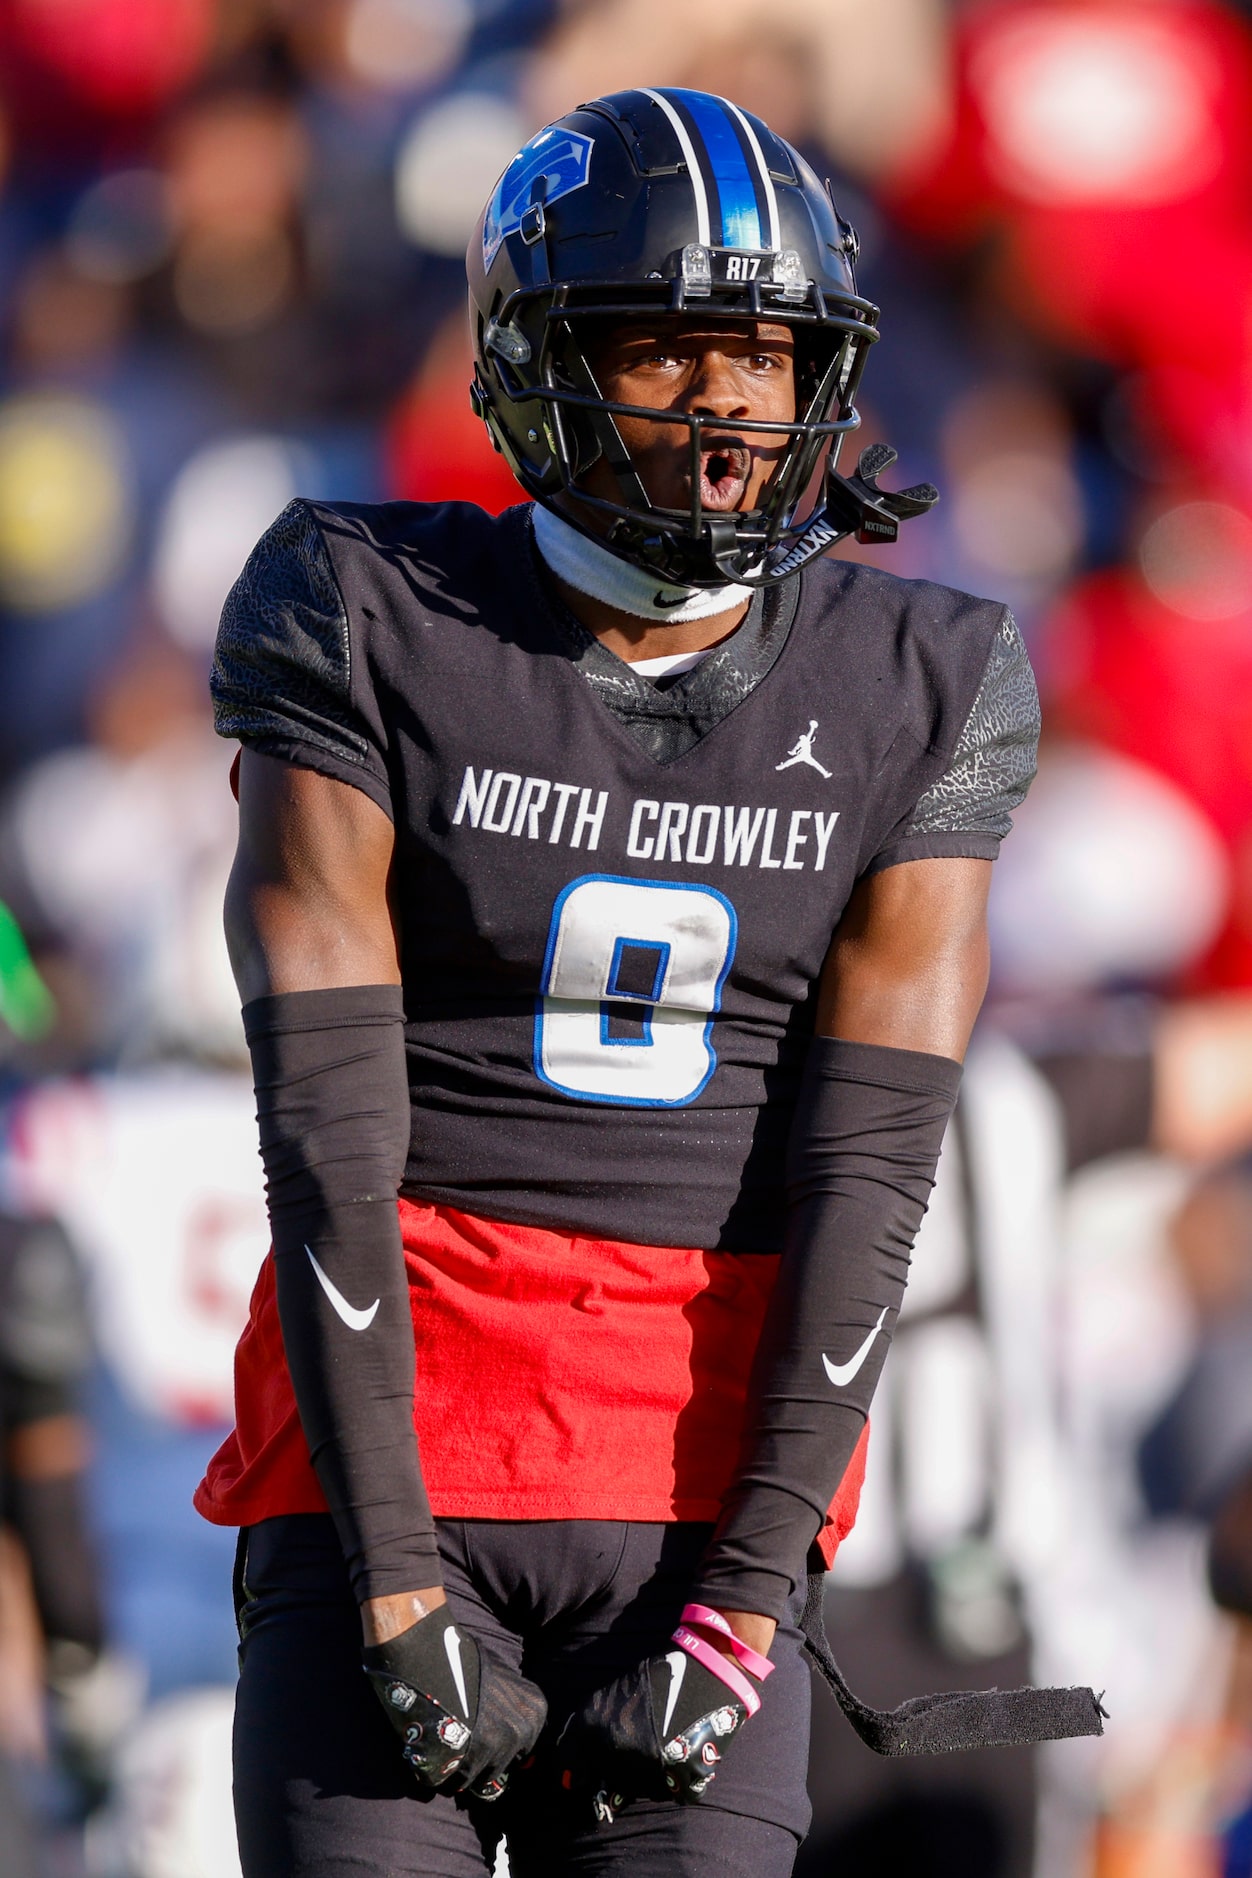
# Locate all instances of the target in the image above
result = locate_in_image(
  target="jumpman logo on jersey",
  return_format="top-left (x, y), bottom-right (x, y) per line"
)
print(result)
top-left (775, 721), bottom-right (832, 778)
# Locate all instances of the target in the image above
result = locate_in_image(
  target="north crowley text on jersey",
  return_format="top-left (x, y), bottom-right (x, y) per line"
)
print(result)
top-left (452, 765), bottom-right (840, 872)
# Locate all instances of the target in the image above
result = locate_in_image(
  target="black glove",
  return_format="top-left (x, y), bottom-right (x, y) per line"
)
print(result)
top-left (562, 1645), bottom-right (758, 1821)
top-left (363, 1605), bottom-right (547, 1801)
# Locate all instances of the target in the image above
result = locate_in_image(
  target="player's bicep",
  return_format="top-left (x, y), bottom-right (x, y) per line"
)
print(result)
top-left (225, 749), bottom-right (400, 1001)
top-left (816, 856), bottom-right (991, 1060)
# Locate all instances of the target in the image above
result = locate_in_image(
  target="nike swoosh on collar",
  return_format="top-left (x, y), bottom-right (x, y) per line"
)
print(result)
top-left (305, 1247), bottom-right (380, 1332)
top-left (822, 1306), bottom-right (888, 1389)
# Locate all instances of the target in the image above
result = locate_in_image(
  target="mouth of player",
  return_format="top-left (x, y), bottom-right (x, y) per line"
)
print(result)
top-left (695, 441), bottom-right (751, 512)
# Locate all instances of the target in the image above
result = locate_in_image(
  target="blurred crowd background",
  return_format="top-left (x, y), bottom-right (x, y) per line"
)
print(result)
top-left (2, 0), bottom-right (1252, 1873)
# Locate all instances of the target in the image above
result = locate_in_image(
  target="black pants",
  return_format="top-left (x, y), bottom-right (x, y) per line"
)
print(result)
top-left (233, 1514), bottom-right (811, 1877)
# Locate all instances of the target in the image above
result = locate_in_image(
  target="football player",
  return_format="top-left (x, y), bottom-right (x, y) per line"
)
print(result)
top-left (197, 89), bottom-right (1080, 1878)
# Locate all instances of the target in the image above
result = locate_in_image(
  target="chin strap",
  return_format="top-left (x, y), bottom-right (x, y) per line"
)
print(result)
top-left (531, 503), bottom-right (754, 622)
top-left (708, 444), bottom-right (940, 586)
top-left (799, 1573), bottom-right (1107, 1756)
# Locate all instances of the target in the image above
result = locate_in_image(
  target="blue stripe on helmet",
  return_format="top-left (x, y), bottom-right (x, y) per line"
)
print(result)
top-left (668, 90), bottom-right (765, 250)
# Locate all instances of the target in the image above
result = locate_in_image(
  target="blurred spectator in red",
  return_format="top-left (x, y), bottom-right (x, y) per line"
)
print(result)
top-left (0, 0), bottom-right (218, 164)
top-left (881, 0), bottom-right (1252, 505)
top-left (385, 308), bottom-right (525, 512)
top-left (1045, 494), bottom-right (1252, 988)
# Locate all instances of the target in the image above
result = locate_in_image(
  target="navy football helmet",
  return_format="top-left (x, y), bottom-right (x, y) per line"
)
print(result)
top-left (467, 88), bottom-right (936, 587)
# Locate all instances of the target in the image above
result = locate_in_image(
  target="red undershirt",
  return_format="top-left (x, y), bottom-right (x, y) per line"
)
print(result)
top-left (195, 1197), bottom-right (867, 1570)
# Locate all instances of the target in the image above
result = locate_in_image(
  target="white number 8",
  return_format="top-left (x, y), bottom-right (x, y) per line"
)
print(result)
top-left (533, 875), bottom-right (737, 1107)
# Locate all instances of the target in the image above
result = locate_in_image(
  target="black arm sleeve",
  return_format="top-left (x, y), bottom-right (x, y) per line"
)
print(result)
top-left (244, 985), bottom-right (437, 1602)
top-left (689, 1038), bottom-right (962, 1621)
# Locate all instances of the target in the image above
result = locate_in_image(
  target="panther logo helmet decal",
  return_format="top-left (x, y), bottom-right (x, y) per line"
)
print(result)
top-left (483, 126), bottom-right (594, 268)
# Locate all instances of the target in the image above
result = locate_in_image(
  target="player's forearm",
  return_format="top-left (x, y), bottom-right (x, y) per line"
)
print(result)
top-left (690, 1037), bottom-right (962, 1621)
top-left (361, 1586), bottom-right (447, 1644)
top-left (246, 985), bottom-right (439, 1604)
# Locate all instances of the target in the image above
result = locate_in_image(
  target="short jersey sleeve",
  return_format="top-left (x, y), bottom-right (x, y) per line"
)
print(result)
top-left (210, 498), bottom-right (393, 818)
top-left (867, 610), bottom-right (1039, 875)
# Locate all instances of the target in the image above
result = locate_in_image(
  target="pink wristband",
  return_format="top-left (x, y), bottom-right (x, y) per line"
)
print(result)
top-left (678, 1604), bottom-right (775, 1682)
top-left (670, 1603), bottom-right (775, 1717)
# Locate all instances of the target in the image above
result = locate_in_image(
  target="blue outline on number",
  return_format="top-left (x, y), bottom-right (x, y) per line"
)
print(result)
top-left (607, 936), bottom-right (670, 1004)
top-left (532, 874), bottom-right (738, 1108)
top-left (600, 935), bottom-right (667, 1049)
top-left (599, 1005), bottom-right (653, 1048)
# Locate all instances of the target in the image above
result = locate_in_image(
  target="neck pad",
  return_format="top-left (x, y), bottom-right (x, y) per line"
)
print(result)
top-left (532, 505), bottom-right (752, 623)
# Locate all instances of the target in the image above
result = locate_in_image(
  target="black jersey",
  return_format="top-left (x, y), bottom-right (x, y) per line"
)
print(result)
top-left (212, 499), bottom-right (1038, 1253)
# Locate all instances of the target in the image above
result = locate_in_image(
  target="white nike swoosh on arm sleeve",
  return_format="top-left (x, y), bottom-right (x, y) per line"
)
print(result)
top-left (822, 1306), bottom-right (888, 1388)
top-left (305, 1246), bottom-right (381, 1332)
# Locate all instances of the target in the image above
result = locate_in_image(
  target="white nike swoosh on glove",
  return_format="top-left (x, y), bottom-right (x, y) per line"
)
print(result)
top-left (305, 1247), bottom-right (380, 1331)
top-left (661, 1649), bottom-right (687, 1736)
top-left (822, 1307), bottom-right (888, 1388)
top-left (444, 1625), bottom-right (470, 1718)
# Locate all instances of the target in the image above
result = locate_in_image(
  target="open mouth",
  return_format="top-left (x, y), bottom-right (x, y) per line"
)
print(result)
top-left (696, 441), bottom-right (751, 512)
